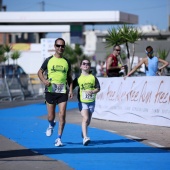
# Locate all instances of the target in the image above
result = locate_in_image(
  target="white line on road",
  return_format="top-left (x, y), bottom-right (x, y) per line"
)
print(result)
top-left (148, 142), bottom-right (165, 148)
top-left (125, 135), bottom-right (141, 139)
top-left (104, 129), bottom-right (117, 133)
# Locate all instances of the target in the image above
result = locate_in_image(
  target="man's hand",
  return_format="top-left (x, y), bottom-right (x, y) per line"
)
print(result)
top-left (68, 91), bottom-right (73, 99)
top-left (43, 79), bottom-right (51, 87)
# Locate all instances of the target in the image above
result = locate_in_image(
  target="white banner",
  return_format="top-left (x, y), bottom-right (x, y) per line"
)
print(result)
top-left (93, 76), bottom-right (170, 127)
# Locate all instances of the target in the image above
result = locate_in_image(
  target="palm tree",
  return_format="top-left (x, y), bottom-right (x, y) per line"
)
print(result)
top-left (106, 24), bottom-right (142, 72)
top-left (0, 47), bottom-right (5, 77)
top-left (105, 27), bottom-right (124, 48)
top-left (3, 44), bottom-right (12, 66)
top-left (11, 50), bottom-right (21, 65)
top-left (0, 46), bottom-right (8, 77)
top-left (11, 50), bottom-right (21, 76)
top-left (0, 46), bottom-right (5, 63)
top-left (0, 45), bottom-right (12, 100)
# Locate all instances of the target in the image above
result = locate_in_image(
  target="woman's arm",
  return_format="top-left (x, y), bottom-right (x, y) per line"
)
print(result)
top-left (158, 58), bottom-right (169, 70)
top-left (125, 58), bottom-right (145, 77)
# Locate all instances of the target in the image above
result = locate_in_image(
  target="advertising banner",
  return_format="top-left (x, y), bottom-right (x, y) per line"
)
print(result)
top-left (93, 76), bottom-right (170, 127)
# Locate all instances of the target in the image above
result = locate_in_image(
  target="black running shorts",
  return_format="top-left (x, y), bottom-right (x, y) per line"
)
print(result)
top-left (45, 92), bottom-right (68, 105)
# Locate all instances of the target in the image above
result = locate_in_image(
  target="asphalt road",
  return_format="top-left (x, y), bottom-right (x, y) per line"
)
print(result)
top-left (0, 96), bottom-right (170, 170)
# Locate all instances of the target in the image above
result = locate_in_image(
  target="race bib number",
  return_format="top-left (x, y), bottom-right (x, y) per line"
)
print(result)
top-left (82, 91), bottom-right (95, 100)
top-left (51, 83), bottom-right (65, 93)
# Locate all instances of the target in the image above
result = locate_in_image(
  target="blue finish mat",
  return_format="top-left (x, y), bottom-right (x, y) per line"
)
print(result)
top-left (0, 102), bottom-right (170, 170)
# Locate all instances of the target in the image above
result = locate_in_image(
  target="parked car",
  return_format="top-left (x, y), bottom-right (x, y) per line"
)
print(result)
top-left (0, 64), bottom-right (29, 90)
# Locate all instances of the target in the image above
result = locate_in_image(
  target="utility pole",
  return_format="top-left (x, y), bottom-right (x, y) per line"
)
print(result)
top-left (39, 1), bottom-right (45, 11)
top-left (0, 0), bottom-right (2, 11)
top-left (0, 0), bottom-right (6, 11)
top-left (38, 1), bottom-right (46, 41)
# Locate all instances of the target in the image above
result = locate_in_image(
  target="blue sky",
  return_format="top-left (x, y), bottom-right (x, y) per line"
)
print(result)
top-left (2, 0), bottom-right (170, 31)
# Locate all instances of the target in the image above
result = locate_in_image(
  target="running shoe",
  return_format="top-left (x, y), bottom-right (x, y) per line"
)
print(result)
top-left (83, 137), bottom-right (90, 146)
top-left (46, 122), bottom-right (56, 137)
top-left (55, 138), bottom-right (63, 147)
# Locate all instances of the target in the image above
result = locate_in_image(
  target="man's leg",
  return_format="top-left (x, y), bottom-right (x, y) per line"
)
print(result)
top-left (54, 101), bottom-right (67, 147)
top-left (58, 101), bottom-right (67, 137)
top-left (46, 103), bottom-right (56, 136)
top-left (47, 103), bottom-right (56, 123)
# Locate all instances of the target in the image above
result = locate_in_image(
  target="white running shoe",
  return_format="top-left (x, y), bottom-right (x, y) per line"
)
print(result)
top-left (46, 127), bottom-right (54, 137)
top-left (46, 122), bottom-right (56, 137)
top-left (55, 138), bottom-right (63, 147)
top-left (83, 137), bottom-right (90, 146)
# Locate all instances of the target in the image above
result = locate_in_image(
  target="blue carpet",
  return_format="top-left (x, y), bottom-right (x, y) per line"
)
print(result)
top-left (0, 102), bottom-right (170, 170)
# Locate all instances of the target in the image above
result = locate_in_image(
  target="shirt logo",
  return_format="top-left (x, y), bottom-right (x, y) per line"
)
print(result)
top-left (51, 65), bottom-right (67, 73)
top-left (81, 83), bottom-right (93, 90)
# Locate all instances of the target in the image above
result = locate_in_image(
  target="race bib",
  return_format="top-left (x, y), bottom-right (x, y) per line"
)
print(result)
top-left (51, 83), bottom-right (65, 93)
top-left (82, 91), bottom-right (95, 100)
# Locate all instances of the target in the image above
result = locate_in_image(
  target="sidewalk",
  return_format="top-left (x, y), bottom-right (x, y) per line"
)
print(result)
top-left (0, 97), bottom-right (170, 170)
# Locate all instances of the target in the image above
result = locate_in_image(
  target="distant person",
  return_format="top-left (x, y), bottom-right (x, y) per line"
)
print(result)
top-left (37, 38), bottom-right (73, 147)
top-left (96, 60), bottom-right (102, 77)
top-left (101, 61), bottom-right (106, 76)
top-left (125, 46), bottom-right (169, 77)
top-left (73, 59), bottom-right (100, 146)
top-left (106, 45), bottom-right (125, 77)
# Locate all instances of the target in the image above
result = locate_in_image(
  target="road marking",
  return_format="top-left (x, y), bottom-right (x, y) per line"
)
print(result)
top-left (104, 129), bottom-right (117, 133)
top-left (32, 150), bottom-right (39, 154)
top-left (148, 142), bottom-right (165, 148)
top-left (125, 135), bottom-right (141, 139)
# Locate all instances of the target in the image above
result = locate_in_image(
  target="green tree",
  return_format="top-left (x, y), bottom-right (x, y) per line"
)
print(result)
top-left (0, 47), bottom-right (5, 77)
top-left (157, 48), bottom-right (170, 74)
top-left (157, 49), bottom-right (170, 60)
top-left (63, 44), bottom-right (78, 64)
top-left (0, 45), bottom-right (9, 77)
top-left (3, 44), bottom-right (12, 65)
top-left (63, 44), bottom-right (89, 76)
top-left (11, 50), bottom-right (21, 65)
top-left (0, 46), bottom-right (5, 63)
top-left (11, 50), bottom-right (21, 76)
top-left (106, 24), bottom-right (142, 72)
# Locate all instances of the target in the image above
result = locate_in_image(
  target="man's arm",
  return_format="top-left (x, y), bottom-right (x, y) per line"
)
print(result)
top-left (106, 57), bottom-right (122, 71)
top-left (67, 71), bottom-right (73, 98)
top-left (37, 69), bottom-right (50, 87)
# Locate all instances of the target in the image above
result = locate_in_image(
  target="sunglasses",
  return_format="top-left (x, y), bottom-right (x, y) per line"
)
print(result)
top-left (115, 49), bottom-right (121, 52)
top-left (145, 50), bottom-right (153, 54)
top-left (82, 62), bottom-right (90, 66)
top-left (55, 44), bottom-right (65, 48)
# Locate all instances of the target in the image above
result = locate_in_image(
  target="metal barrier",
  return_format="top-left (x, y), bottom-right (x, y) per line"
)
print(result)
top-left (28, 74), bottom-right (44, 99)
top-left (0, 74), bottom-right (44, 102)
